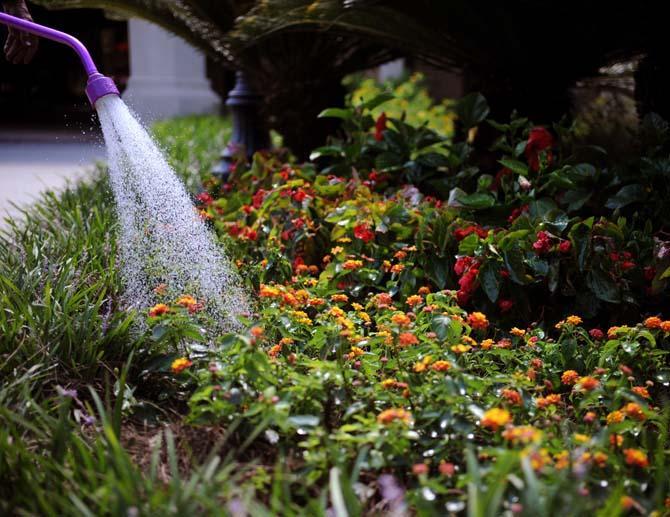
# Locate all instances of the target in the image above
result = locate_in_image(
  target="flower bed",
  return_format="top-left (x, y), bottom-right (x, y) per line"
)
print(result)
top-left (2, 85), bottom-right (669, 514)
top-left (145, 93), bottom-right (670, 513)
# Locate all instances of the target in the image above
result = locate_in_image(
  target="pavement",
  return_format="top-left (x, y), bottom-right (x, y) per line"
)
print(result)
top-left (0, 130), bottom-right (106, 224)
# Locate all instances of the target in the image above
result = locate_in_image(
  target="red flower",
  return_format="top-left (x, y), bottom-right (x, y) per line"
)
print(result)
top-left (292, 188), bottom-right (307, 203)
top-left (498, 299), bottom-right (514, 313)
top-left (454, 225), bottom-right (488, 241)
top-left (454, 256), bottom-right (478, 277)
top-left (508, 204), bottom-right (529, 223)
top-left (196, 192), bottom-right (213, 206)
top-left (374, 112), bottom-right (387, 142)
top-left (354, 223), bottom-right (375, 243)
top-left (457, 267), bottom-right (479, 305)
top-left (244, 228), bottom-right (258, 241)
top-left (532, 231), bottom-right (552, 255)
top-left (525, 127), bottom-right (554, 172)
top-left (492, 167), bottom-right (513, 191)
top-left (292, 256), bottom-right (305, 272)
top-left (589, 328), bottom-right (604, 340)
top-left (252, 189), bottom-right (267, 209)
top-left (228, 223), bottom-right (242, 237)
top-left (558, 240), bottom-right (572, 254)
top-left (643, 266), bottom-right (656, 281)
top-left (621, 261), bottom-right (636, 271)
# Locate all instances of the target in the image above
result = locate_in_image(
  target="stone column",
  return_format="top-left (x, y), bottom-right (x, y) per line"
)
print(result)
top-left (123, 18), bottom-right (220, 123)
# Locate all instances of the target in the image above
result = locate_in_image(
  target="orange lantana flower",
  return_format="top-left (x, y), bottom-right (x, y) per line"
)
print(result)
top-left (171, 357), bottom-right (192, 374)
top-left (481, 408), bottom-right (512, 431)
top-left (148, 303), bottom-right (170, 317)
top-left (377, 408), bottom-right (412, 425)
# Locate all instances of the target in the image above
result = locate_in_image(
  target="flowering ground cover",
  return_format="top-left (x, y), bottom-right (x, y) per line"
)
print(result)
top-left (1, 81), bottom-right (669, 515)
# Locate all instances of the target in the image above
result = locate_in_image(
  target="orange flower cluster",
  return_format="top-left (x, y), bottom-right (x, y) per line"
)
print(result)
top-left (431, 360), bottom-right (451, 372)
top-left (171, 357), bottom-right (192, 374)
top-left (377, 408), bottom-right (412, 425)
top-left (575, 376), bottom-right (599, 391)
top-left (176, 295), bottom-right (202, 313)
top-left (406, 295), bottom-right (423, 308)
top-left (148, 303), bottom-right (169, 317)
top-left (481, 408), bottom-right (512, 431)
top-left (502, 425), bottom-right (541, 444)
top-left (624, 448), bottom-right (649, 468)
top-left (561, 370), bottom-right (579, 385)
top-left (398, 332), bottom-right (419, 347)
top-left (375, 292), bottom-right (394, 308)
top-left (623, 402), bottom-right (646, 421)
top-left (413, 355), bottom-right (433, 373)
top-left (535, 394), bottom-right (561, 409)
top-left (501, 388), bottom-right (522, 406)
top-left (391, 312), bottom-right (412, 327)
top-left (381, 378), bottom-right (409, 391)
top-left (343, 259), bottom-right (363, 271)
top-left (467, 311), bottom-right (489, 330)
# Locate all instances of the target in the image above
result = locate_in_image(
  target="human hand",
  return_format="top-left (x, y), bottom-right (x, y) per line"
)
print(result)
top-left (2, 0), bottom-right (39, 64)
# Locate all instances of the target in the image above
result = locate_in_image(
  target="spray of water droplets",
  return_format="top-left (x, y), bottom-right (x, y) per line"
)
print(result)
top-left (96, 95), bottom-right (249, 333)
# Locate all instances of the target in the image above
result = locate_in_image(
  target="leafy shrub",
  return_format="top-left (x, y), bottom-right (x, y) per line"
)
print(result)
top-left (219, 92), bottom-right (670, 326)
top-left (346, 72), bottom-right (455, 137)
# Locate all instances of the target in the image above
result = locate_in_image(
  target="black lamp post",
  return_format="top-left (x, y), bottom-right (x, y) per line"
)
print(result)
top-left (212, 71), bottom-right (270, 181)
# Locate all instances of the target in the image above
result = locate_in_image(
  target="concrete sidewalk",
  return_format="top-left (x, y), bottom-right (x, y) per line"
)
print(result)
top-left (0, 139), bottom-right (106, 223)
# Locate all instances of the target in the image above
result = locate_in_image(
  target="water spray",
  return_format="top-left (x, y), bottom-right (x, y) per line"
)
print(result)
top-left (0, 11), bottom-right (119, 106)
top-left (1, 11), bottom-right (248, 333)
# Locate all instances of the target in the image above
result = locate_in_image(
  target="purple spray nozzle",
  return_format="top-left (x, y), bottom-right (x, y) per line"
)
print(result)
top-left (0, 11), bottom-right (119, 106)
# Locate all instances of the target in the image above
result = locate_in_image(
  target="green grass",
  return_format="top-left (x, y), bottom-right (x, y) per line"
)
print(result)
top-left (0, 174), bottom-right (136, 382)
top-left (0, 115), bottom-right (229, 384)
top-left (0, 115), bottom-right (274, 515)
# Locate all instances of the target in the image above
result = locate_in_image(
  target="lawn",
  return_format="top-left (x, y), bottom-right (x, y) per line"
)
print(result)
top-left (1, 80), bottom-right (669, 516)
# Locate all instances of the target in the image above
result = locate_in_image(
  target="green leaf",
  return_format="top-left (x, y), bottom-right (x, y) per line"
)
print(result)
top-left (569, 223), bottom-right (591, 271)
top-left (587, 269), bottom-right (621, 303)
top-left (151, 324), bottom-right (168, 341)
top-left (457, 192), bottom-right (496, 209)
top-left (542, 209), bottom-right (569, 234)
top-left (318, 108), bottom-right (353, 120)
top-left (287, 415), bottom-right (320, 428)
top-left (458, 233), bottom-right (481, 255)
top-left (431, 314), bottom-right (462, 342)
top-left (503, 244), bottom-right (529, 285)
top-left (374, 152), bottom-right (403, 171)
top-left (329, 467), bottom-right (350, 517)
top-left (529, 198), bottom-right (557, 219)
top-left (562, 189), bottom-right (592, 212)
top-left (498, 158), bottom-right (529, 176)
top-left (359, 93), bottom-right (395, 111)
top-left (310, 146), bottom-right (344, 160)
top-left (479, 261), bottom-right (500, 302)
top-left (605, 184), bottom-right (646, 210)
top-left (547, 260), bottom-right (560, 293)
top-left (455, 93), bottom-right (490, 130)
top-left (497, 229), bottom-right (530, 251)
top-left (424, 258), bottom-right (448, 289)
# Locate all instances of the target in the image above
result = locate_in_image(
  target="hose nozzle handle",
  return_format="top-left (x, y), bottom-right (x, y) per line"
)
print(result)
top-left (0, 11), bottom-right (119, 105)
